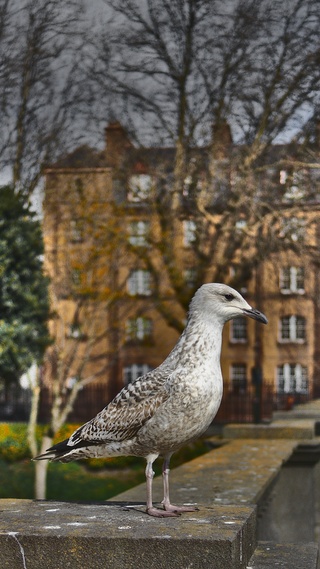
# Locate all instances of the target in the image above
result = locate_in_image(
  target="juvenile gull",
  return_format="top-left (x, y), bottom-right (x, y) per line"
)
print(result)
top-left (34, 283), bottom-right (267, 517)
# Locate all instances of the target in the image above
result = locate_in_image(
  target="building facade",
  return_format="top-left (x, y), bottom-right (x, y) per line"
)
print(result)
top-left (42, 122), bottom-right (320, 421)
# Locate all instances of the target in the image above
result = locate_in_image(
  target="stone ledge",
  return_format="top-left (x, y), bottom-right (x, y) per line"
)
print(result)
top-left (0, 499), bottom-right (256, 569)
top-left (273, 399), bottom-right (320, 421)
top-left (1, 420), bottom-right (318, 569)
top-left (247, 542), bottom-right (319, 569)
top-left (223, 421), bottom-right (317, 440)
top-left (114, 439), bottom-right (297, 507)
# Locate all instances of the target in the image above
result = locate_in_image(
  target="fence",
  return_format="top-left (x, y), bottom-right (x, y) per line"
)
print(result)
top-left (0, 387), bottom-right (31, 421)
top-left (37, 384), bottom-right (111, 424)
top-left (38, 382), bottom-right (311, 425)
top-left (0, 382), bottom-right (311, 424)
top-left (214, 385), bottom-right (310, 424)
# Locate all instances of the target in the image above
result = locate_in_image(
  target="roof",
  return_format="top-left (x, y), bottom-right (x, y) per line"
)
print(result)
top-left (48, 145), bottom-right (108, 169)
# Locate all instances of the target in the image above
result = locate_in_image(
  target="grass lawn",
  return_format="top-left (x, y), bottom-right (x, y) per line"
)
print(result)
top-left (0, 439), bottom-right (210, 501)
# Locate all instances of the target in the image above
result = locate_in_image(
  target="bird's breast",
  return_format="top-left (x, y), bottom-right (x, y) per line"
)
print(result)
top-left (136, 367), bottom-right (223, 454)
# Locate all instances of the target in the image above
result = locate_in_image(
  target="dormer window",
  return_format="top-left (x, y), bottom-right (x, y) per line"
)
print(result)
top-left (235, 219), bottom-right (247, 231)
top-left (128, 174), bottom-right (152, 202)
top-left (279, 217), bottom-right (305, 242)
top-left (280, 169), bottom-right (307, 201)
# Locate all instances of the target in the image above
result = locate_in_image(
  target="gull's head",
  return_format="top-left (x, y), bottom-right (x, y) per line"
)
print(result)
top-left (190, 283), bottom-right (268, 325)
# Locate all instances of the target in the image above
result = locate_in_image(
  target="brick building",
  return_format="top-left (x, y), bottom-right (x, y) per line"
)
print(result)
top-left (42, 121), bottom-right (320, 422)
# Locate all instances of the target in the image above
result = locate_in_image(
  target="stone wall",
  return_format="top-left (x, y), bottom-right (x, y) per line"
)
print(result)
top-left (1, 400), bottom-right (320, 568)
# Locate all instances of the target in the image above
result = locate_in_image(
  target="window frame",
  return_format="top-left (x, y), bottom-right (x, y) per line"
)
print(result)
top-left (280, 266), bottom-right (305, 294)
top-left (230, 317), bottom-right (248, 343)
top-left (127, 174), bottom-right (152, 203)
top-left (279, 315), bottom-right (306, 343)
top-left (183, 219), bottom-right (197, 246)
top-left (125, 316), bottom-right (153, 341)
top-left (123, 363), bottom-right (153, 385)
top-left (128, 220), bottom-right (150, 247)
top-left (230, 363), bottom-right (247, 392)
top-left (127, 269), bottom-right (152, 296)
top-left (276, 363), bottom-right (308, 394)
top-left (184, 267), bottom-right (197, 288)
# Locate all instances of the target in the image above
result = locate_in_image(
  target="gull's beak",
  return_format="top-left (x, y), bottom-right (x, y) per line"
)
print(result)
top-left (242, 307), bottom-right (268, 324)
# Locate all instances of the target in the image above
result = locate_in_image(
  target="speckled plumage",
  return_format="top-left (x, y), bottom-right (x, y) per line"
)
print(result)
top-left (35, 283), bottom-right (267, 517)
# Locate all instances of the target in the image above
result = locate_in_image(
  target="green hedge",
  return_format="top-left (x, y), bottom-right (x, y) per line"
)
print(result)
top-left (0, 423), bottom-right (210, 468)
top-left (0, 423), bottom-right (32, 462)
top-left (0, 423), bottom-right (81, 463)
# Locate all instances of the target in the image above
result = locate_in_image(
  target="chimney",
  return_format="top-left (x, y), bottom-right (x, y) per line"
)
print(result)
top-left (105, 122), bottom-right (133, 170)
top-left (211, 120), bottom-right (232, 159)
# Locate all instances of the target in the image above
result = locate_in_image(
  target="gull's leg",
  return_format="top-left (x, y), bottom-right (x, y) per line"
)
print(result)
top-left (161, 453), bottom-right (199, 514)
top-left (145, 454), bottom-right (179, 517)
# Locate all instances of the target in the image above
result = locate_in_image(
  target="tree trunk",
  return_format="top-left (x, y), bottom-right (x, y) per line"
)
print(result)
top-left (34, 435), bottom-right (52, 500)
top-left (27, 383), bottom-right (40, 458)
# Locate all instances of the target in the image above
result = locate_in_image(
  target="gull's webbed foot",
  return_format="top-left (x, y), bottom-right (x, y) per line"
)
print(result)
top-left (163, 503), bottom-right (199, 514)
top-left (146, 506), bottom-right (180, 518)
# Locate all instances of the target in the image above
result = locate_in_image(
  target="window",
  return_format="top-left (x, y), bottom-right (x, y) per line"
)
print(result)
top-left (235, 219), bottom-right (247, 231)
top-left (183, 220), bottom-right (196, 246)
top-left (127, 270), bottom-right (152, 296)
top-left (276, 364), bottom-right (308, 393)
top-left (279, 217), bottom-right (305, 242)
top-left (230, 318), bottom-right (247, 342)
top-left (126, 317), bottom-right (152, 341)
top-left (230, 364), bottom-right (247, 392)
top-left (70, 219), bottom-right (84, 243)
top-left (184, 268), bottom-right (197, 288)
top-left (123, 364), bottom-right (153, 384)
top-left (280, 267), bottom-right (305, 294)
top-left (183, 175), bottom-right (192, 197)
top-left (229, 267), bottom-right (248, 294)
top-left (67, 324), bottom-right (83, 339)
top-left (128, 221), bottom-right (150, 246)
top-left (71, 268), bottom-right (92, 293)
top-left (279, 170), bottom-right (288, 185)
top-left (71, 268), bottom-right (82, 287)
top-left (280, 169), bottom-right (307, 200)
top-left (128, 174), bottom-right (152, 202)
top-left (279, 315), bottom-right (306, 342)
top-left (183, 175), bottom-right (203, 197)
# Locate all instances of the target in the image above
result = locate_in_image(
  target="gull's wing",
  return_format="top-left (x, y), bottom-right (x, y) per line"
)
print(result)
top-left (68, 369), bottom-right (170, 446)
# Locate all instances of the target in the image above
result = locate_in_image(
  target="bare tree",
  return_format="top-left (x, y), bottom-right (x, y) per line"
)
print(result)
top-left (28, 173), bottom-right (134, 499)
top-left (28, 295), bottom-right (126, 499)
top-left (0, 0), bottom-right (88, 198)
top-left (15, 0), bottom-right (320, 494)
top-left (91, 0), bottom-right (320, 144)
top-left (86, 0), bottom-right (320, 329)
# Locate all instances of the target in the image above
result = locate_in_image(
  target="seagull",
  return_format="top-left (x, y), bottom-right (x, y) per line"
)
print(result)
top-left (34, 283), bottom-right (267, 517)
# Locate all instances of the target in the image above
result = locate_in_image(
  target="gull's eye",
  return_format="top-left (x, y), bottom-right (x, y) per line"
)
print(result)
top-left (224, 293), bottom-right (235, 301)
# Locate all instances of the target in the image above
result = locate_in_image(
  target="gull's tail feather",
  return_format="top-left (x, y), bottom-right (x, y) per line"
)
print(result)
top-left (33, 438), bottom-right (90, 463)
